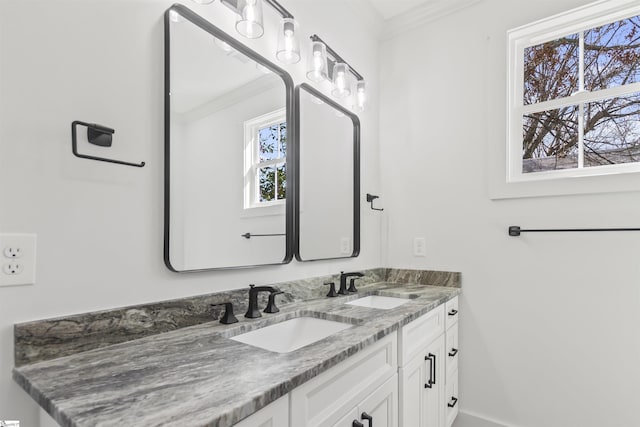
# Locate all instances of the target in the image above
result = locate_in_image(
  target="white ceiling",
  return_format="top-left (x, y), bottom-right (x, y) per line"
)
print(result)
top-left (355, 0), bottom-right (481, 40)
top-left (365, 0), bottom-right (435, 20)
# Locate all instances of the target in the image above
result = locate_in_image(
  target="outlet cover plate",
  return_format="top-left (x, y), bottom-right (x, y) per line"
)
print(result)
top-left (0, 233), bottom-right (37, 287)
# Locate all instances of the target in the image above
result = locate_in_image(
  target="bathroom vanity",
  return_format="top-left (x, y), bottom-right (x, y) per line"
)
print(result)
top-left (13, 271), bottom-right (460, 427)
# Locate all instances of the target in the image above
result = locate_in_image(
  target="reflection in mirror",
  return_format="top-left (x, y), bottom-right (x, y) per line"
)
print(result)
top-left (295, 83), bottom-right (360, 261)
top-left (165, 5), bottom-right (293, 271)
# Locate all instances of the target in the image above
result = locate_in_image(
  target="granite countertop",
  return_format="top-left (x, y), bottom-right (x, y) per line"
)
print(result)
top-left (13, 281), bottom-right (459, 427)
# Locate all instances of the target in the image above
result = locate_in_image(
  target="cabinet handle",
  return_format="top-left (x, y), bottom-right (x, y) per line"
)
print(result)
top-left (429, 353), bottom-right (436, 385)
top-left (448, 397), bottom-right (459, 408)
top-left (448, 348), bottom-right (458, 357)
top-left (448, 309), bottom-right (458, 316)
top-left (352, 421), bottom-right (364, 427)
top-left (424, 353), bottom-right (436, 388)
top-left (424, 355), bottom-right (433, 388)
top-left (361, 412), bottom-right (373, 427)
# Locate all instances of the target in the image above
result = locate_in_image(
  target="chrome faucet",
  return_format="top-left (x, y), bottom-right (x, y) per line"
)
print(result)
top-left (338, 271), bottom-right (364, 295)
top-left (245, 284), bottom-right (280, 318)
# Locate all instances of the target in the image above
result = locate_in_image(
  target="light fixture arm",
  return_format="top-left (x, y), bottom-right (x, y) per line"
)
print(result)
top-left (310, 34), bottom-right (364, 81)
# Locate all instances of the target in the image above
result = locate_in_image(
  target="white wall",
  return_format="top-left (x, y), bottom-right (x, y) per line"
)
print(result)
top-left (0, 0), bottom-right (381, 424)
top-left (379, 1), bottom-right (640, 426)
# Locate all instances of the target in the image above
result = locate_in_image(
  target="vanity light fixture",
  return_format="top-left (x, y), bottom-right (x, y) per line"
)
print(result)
top-left (331, 62), bottom-right (351, 98)
top-left (276, 18), bottom-right (300, 64)
top-left (216, 0), bottom-right (301, 64)
top-left (307, 40), bottom-right (328, 82)
top-left (307, 34), bottom-right (366, 110)
top-left (235, 0), bottom-right (264, 39)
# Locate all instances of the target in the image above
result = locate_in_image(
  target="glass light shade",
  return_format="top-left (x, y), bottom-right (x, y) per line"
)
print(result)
top-left (236, 0), bottom-right (264, 39)
top-left (276, 18), bottom-right (301, 64)
top-left (355, 79), bottom-right (366, 111)
top-left (306, 41), bottom-right (328, 82)
top-left (331, 62), bottom-right (351, 98)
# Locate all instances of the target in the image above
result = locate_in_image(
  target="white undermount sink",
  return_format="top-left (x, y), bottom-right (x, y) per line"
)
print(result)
top-left (230, 317), bottom-right (353, 353)
top-left (345, 295), bottom-right (410, 310)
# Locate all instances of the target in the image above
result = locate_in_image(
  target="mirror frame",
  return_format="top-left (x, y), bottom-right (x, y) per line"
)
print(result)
top-left (163, 4), bottom-right (296, 272)
top-left (294, 83), bottom-right (361, 262)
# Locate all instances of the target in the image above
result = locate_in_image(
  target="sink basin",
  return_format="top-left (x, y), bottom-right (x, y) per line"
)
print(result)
top-left (345, 295), bottom-right (410, 310)
top-left (230, 317), bottom-right (353, 353)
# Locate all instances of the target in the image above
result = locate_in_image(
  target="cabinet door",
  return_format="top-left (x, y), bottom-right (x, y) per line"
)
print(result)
top-left (445, 322), bottom-right (459, 379)
top-left (399, 353), bottom-right (426, 427)
top-left (333, 408), bottom-right (359, 427)
top-left (359, 374), bottom-right (398, 427)
top-left (424, 334), bottom-right (446, 427)
top-left (234, 394), bottom-right (288, 427)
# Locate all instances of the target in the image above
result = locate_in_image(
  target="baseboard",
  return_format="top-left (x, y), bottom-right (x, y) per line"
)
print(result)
top-left (452, 410), bottom-right (510, 427)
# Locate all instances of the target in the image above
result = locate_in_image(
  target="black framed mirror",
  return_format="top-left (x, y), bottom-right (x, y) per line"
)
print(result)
top-left (164, 5), bottom-right (295, 272)
top-left (294, 83), bottom-right (360, 261)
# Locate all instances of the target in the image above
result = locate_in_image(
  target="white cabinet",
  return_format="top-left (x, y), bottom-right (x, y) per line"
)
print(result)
top-left (234, 394), bottom-right (288, 427)
top-left (291, 332), bottom-right (397, 427)
top-left (399, 334), bottom-right (445, 427)
top-left (444, 296), bottom-right (459, 427)
top-left (399, 297), bottom-right (459, 427)
top-left (331, 374), bottom-right (398, 427)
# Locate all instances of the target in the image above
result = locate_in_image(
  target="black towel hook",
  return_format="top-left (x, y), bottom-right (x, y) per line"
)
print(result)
top-left (71, 120), bottom-right (145, 167)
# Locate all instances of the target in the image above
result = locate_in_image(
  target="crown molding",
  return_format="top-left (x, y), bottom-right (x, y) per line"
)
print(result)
top-left (381, 0), bottom-right (483, 41)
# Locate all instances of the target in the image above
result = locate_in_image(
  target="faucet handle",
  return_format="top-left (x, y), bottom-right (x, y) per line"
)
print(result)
top-left (325, 282), bottom-right (338, 297)
top-left (347, 277), bottom-right (361, 293)
top-left (211, 302), bottom-right (238, 325)
top-left (264, 291), bottom-right (283, 313)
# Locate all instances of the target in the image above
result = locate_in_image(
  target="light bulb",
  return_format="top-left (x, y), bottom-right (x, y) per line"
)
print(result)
top-left (276, 19), bottom-right (300, 64)
top-left (306, 41), bottom-right (328, 82)
top-left (331, 63), bottom-right (351, 98)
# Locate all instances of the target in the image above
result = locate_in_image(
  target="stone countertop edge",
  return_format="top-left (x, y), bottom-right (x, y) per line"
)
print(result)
top-left (13, 283), bottom-right (460, 427)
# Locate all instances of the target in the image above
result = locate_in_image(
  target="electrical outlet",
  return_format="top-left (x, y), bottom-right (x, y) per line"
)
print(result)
top-left (3, 262), bottom-right (23, 275)
top-left (340, 237), bottom-right (351, 255)
top-left (4, 246), bottom-right (23, 258)
top-left (0, 233), bottom-right (36, 286)
top-left (413, 237), bottom-right (426, 257)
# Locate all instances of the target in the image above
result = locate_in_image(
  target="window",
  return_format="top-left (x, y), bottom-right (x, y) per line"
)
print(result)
top-left (508, 1), bottom-right (640, 182)
top-left (244, 109), bottom-right (287, 209)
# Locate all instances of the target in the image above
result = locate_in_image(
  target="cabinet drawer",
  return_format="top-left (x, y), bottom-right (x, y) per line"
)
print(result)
top-left (445, 322), bottom-right (459, 378)
top-left (291, 332), bottom-right (397, 427)
top-left (445, 296), bottom-right (459, 329)
top-left (234, 394), bottom-right (288, 427)
top-left (398, 304), bottom-right (445, 366)
top-left (445, 369), bottom-right (459, 427)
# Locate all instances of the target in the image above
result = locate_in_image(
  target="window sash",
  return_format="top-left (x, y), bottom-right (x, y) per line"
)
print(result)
top-left (507, 0), bottom-right (640, 182)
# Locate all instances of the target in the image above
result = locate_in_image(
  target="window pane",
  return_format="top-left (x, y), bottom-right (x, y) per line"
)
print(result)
top-left (279, 122), bottom-right (287, 157)
top-left (584, 92), bottom-right (640, 167)
top-left (585, 16), bottom-right (640, 92)
top-left (523, 106), bottom-right (578, 173)
top-left (276, 163), bottom-right (286, 200)
top-left (524, 34), bottom-right (579, 105)
top-left (259, 125), bottom-right (279, 162)
top-left (259, 166), bottom-right (276, 202)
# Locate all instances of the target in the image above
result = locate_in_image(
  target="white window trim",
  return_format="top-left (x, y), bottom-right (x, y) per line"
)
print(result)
top-left (243, 108), bottom-right (286, 213)
top-left (507, 0), bottom-right (640, 184)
